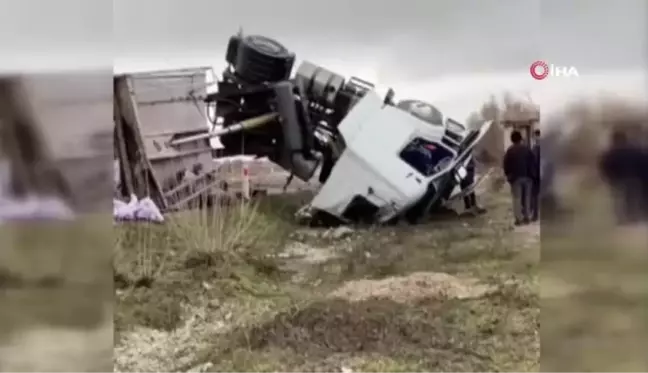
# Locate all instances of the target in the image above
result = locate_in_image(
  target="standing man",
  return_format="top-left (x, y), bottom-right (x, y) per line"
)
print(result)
top-left (460, 156), bottom-right (487, 215)
top-left (530, 129), bottom-right (541, 221)
top-left (503, 130), bottom-right (535, 226)
top-left (598, 130), bottom-right (648, 224)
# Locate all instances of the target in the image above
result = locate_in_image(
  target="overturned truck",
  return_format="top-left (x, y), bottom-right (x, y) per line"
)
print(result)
top-left (116, 32), bottom-right (493, 225)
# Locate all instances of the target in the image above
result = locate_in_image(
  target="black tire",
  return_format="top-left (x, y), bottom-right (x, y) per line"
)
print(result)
top-left (397, 99), bottom-right (444, 126)
top-left (234, 35), bottom-right (295, 83)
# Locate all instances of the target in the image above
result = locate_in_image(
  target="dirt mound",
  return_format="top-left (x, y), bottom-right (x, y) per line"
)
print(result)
top-left (227, 272), bottom-right (498, 369)
top-left (230, 296), bottom-right (507, 372)
top-left (329, 272), bottom-right (493, 303)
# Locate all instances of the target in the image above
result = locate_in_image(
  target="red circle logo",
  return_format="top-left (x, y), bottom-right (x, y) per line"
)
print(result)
top-left (530, 60), bottom-right (549, 80)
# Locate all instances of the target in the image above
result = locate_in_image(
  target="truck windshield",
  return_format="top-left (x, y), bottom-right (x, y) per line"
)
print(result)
top-left (400, 137), bottom-right (454, 177)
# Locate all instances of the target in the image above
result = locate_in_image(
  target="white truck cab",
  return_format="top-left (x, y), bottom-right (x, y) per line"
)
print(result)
top-left (309, 89), bottom-right (493, 223)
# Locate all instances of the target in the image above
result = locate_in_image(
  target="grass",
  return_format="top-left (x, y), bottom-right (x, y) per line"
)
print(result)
top-left (539, 187), bottom-right (648, 372)
top-left (114, 198), bottom-right (294, 331)
top-left (0, 217), bottom-right (114, 371)
top-left (113, 189), bottom-right (540, 372)
top-left (0, 216), bottom-right (113, 321)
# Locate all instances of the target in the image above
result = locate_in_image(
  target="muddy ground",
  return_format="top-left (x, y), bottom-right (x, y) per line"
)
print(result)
top-left (113, 187), bottom-right (540, 372)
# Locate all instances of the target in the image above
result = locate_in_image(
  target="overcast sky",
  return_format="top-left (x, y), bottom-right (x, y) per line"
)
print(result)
top-left (113, 0), bottom-right (646, 75)
top-left (0, 0), bottom-right (645, 120)
top-left (111, 0), bottom-right (647, 119)
top-left (0, 0), bottom-right (643, 76)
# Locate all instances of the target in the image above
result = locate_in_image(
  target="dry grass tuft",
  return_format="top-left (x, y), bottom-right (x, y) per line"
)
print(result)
top-left (113, 196), bottom-right (299, 371)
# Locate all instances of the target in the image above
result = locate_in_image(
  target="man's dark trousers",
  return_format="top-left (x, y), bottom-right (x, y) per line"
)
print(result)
top-left (460, 159), bottom-right (479, 211)
top-left (530, 143), bottom-right (540, 221)
top-left (511, 177), bottom-right (533, 223)
top-left (530, 178), bottom-right (540, 220)
top-left (461, 172), bottom-right (476, 210)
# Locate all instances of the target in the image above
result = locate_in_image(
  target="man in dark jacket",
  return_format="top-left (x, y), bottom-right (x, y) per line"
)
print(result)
top-left (503, 130), bottom-right (535, 225)
top-left (530, 129), bottom-right (541, 221)
top-left (598, 130), bottom-right (648, 224)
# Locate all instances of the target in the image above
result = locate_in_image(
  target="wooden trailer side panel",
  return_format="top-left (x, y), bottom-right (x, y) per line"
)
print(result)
top-left (129, 68), bottom-right (214, 184)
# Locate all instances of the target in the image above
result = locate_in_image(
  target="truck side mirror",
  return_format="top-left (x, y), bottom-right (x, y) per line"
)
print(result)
top-left (384, 88), bottom-right (395, 106)
top-left (455, 166), bottom-right (467, 182)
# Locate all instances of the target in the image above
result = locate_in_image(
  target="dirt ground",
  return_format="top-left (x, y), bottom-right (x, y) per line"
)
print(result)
top-left (113, 187), bottom-right (540, 372)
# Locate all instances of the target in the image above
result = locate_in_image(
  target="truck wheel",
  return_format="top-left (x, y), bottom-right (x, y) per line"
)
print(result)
top-left (234, 35), bottom-right (295, 83)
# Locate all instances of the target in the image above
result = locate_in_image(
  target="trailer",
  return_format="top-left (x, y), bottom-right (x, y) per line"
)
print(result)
top-left (113, 67), bottom-right (310, 213)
